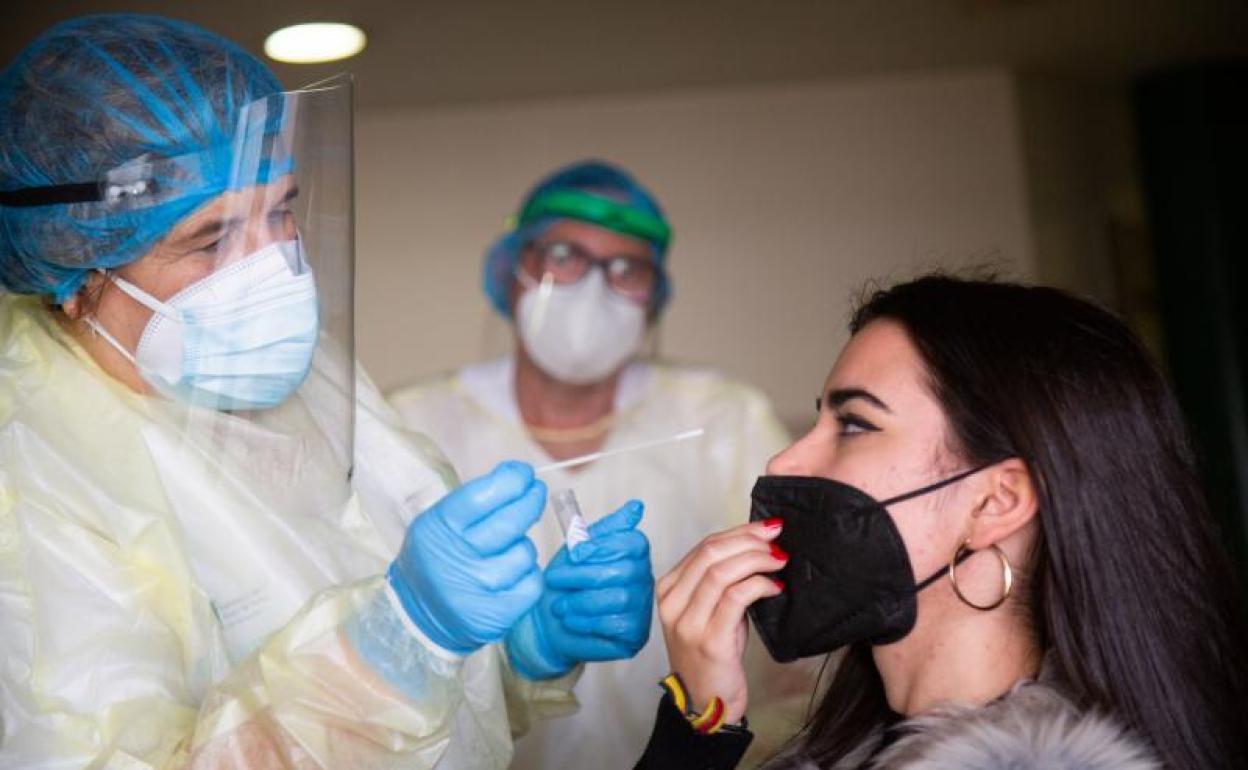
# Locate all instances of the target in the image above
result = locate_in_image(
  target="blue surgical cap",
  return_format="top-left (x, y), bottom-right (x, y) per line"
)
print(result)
top-left (0, 14), bottom-right (284, 302)
top-left (482, 160), bottom-right (672, 318)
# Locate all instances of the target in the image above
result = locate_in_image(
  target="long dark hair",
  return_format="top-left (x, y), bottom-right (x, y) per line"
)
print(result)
top-left (782, 275), bottom-right (1248, 769)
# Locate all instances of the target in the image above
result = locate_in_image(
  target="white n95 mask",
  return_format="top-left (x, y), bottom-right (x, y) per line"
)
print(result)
top-left (87, 239), bottom-right (319, 411)
top-left (516, 268), bottom-right (646, 385)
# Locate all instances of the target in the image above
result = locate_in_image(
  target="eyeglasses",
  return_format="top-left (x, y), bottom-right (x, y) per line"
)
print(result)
top-left (519, 240), bottom-right (658, 305)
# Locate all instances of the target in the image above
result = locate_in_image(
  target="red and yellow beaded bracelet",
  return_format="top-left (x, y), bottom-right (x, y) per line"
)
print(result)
top-left (660, 673), bottom-right (729, 735)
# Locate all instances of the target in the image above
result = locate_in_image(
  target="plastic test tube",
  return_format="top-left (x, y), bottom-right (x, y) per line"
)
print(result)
top-left (551, 488), bottom-right (592, 559)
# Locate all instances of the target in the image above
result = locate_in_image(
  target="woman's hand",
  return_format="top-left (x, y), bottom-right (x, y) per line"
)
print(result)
top-left (656, 518), bottom-right (787, 723)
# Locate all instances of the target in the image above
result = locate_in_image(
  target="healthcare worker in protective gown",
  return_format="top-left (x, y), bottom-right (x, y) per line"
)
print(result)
top-left (0, 16), bottom-right (653, 769)
top-left (389, 161), bottom-right (811, 769)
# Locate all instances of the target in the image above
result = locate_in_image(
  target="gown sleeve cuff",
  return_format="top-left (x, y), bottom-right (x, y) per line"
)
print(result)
top-left (343, 580), bottom-right (465, 703)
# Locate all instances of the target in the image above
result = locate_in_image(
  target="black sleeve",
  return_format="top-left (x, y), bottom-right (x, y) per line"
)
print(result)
top-left (632, 692), bottom-right (754, 770)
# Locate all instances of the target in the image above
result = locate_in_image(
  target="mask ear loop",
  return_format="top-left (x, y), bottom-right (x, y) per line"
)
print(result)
top-left (521, 271), bottom-right (555, 339)
top-left (881, 462), bottom-right (1000, 595)
top-left (95, 268), bottom-right (179, 319)
top-left (83, 316), bottom-right (137, 364)
top-left (82, 268), bottom-right (181, 366)
top-left (877, 463), bottom-right (994, 509)
top-left (914, 549), bottom-right (972, 594)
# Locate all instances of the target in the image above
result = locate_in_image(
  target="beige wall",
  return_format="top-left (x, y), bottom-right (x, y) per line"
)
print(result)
top-left (1015, 75), bottom-right (1163, 361)
top-left (355, 68), bottom-right (1035, 429)
top-left (1016, 76), bottom-right (1129, 306)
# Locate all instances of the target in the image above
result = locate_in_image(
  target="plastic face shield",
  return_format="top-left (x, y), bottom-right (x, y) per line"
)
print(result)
top-left (0, 76), bottom-right (361, 659)
top-left (144, 79), bottom-right (360, 653)
top-left (107, 76), bottom-right (357, 511)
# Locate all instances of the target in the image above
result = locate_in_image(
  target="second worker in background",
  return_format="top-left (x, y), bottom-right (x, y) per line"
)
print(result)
top-left (390, 160), bottom-right (811, 768)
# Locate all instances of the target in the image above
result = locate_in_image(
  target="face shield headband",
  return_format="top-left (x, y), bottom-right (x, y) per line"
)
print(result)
top-left (0, 83), bottom-right (301, 304)
top-left (0, 103), bottom-right (293, 212)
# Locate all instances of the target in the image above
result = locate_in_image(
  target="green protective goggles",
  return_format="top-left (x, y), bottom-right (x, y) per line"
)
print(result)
top-left (514, 189), bottom-right (672, 249)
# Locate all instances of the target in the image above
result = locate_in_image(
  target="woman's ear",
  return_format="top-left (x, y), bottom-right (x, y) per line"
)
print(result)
top-left (59, 295), bottom-right (81, 320)
top-left (58, 272), bottom-right (106, 322)
top-left (967, 458), bottom-right (1038, 549)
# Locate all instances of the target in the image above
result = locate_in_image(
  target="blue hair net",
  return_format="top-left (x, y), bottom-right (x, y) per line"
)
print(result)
top-left (0, 14), bottom-right (284, 302)
top-left (482, 160), bottom-right (672, 318)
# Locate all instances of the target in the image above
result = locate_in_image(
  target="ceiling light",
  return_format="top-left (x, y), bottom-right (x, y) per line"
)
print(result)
top-left (264, 23), bottom-right (366, 64)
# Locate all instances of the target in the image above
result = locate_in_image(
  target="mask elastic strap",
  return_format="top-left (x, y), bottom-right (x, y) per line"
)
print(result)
top-left (96, 268), bottom-right (179, 320)
top-left (519, 270), bottom-right (556, 339)
top-left (83, 316), bottom-right (137, 365)
top-left (914, 548), bottom-right (974, 594)
top-left (876, 461), bottom-right (1001, 595)
top-left (877, 463), bottom-right (995, 509)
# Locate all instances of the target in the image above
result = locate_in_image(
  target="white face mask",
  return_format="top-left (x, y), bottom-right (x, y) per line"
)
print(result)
top-left (515, 268), bottom-right (646, 385)
top-left (86, 239), bottom-right (319, 411)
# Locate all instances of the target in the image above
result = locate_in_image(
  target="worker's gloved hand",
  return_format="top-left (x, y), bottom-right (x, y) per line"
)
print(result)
top-left (505, 500), bottom-right (654, 680)
top-left (388, 461), bottom-right (546, 655)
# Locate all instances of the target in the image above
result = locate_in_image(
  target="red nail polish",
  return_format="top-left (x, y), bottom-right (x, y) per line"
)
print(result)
top-left (771, 577), bottom-right (785, 591)
top-left (770, 544), bottom-right (789, 561)
top-left (763, 517), bottom-right (783, 529)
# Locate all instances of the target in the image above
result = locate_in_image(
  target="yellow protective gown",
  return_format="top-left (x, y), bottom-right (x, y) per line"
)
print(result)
top-left (390, 356), bottom-right (821, 769)
top-left (0, 295), bottom-right (577, 769)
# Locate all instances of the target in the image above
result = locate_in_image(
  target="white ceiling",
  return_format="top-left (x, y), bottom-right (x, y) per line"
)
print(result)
top-left (4, 0), bottom-right (1247, 110)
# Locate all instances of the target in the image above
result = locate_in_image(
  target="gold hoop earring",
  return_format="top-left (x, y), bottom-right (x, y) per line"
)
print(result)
top-left (948, 540), bottom-right (1013, 611)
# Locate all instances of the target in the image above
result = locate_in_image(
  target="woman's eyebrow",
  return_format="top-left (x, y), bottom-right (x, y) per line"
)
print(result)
top-left (825, 388), bottom-right (893, 414)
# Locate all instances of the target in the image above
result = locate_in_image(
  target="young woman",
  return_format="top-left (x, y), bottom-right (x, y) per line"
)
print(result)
top-left (636, 275), bottom-right (1248, 769)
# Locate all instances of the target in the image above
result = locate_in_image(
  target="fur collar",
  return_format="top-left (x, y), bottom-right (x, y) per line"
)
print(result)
top-left (774, 681), bottom-right (1159, 770)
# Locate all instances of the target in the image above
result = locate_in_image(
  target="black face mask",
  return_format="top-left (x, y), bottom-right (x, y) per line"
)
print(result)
top-left (746, 467), bottom-right (986, 663)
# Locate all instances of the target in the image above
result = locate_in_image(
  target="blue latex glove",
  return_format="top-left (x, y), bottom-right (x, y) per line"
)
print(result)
top-left (505, 500), bottom-right (654, 680)
top-left (388, 461), bottom-right (546, 655)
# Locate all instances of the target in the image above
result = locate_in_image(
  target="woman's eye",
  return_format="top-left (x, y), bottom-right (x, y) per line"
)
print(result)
top-left (836, 414), bottom-right (878, 436)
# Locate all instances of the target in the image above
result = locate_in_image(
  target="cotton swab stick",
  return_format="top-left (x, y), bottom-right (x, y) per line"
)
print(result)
top-left (535, 428), bottom-right (705, 474)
